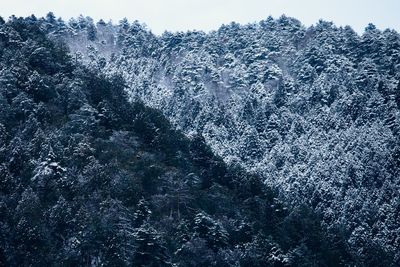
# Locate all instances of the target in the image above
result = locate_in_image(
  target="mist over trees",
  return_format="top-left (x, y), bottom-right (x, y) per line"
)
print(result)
top-left (0, 13), bottom-right (399, 266)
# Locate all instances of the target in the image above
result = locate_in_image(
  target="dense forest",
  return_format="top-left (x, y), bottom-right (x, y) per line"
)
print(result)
top-left (0, 13), bottom-right (399, 266)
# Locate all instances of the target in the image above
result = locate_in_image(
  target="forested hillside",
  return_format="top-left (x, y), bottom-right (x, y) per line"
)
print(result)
top-left (46, 13), bottom-right (400, 265)
top-left (0, 14), bottom-right (400, 266)
top-left (0, 15), bottom-right (371, 266)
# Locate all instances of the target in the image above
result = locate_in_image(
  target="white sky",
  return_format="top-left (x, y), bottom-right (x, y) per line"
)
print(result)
top-left (1, 0), bottom-right (399, 34)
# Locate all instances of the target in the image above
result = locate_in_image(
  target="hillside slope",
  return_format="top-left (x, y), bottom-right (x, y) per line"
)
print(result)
top-left (0, 16), bottom-right (373, 266)
top-left (52, 14), bottom-right (400, 264)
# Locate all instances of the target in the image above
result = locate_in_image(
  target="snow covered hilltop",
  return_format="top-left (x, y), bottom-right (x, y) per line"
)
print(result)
top-left (1, 13), bottom-right (400, 266)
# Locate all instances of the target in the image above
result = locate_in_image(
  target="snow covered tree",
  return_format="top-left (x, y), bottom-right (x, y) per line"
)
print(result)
top-left (133, 222), bottom-right (171, 266)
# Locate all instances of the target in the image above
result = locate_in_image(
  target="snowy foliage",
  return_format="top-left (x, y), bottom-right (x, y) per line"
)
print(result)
top-left (1, 13), bottom-right (400, 266)
top-left (58, 14), bottom-right (400, 264)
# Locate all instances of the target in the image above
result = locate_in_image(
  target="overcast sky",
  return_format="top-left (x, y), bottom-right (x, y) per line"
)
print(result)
top-left (1, 0), bottom-right (399, 34)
